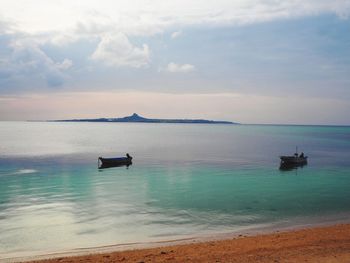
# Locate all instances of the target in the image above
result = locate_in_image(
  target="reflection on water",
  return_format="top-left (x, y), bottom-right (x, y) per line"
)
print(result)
top-left (98, 164), bottom-right (132, 170)
top-left (98, 162), bottom-right (132, 169)
top-left (1, 162), bottom-right (350, 258)
top-left (279, 163), bottom-right (308, 171)
top-left (0, 122), bottom-right (350, 258)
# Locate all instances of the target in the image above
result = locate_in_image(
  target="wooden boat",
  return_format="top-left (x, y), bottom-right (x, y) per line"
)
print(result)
top-left (98, 154), bottom-right (132, 169)
top-left (279, 147), bottom-right (307, 170)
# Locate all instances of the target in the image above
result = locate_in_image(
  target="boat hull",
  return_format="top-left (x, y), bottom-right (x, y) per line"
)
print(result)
top-left (98, 157), bottom-right (132, 169)
top-left (279, 156), bottom-right (307, 170)
top-left (280, 156), bottom-right (308, 164)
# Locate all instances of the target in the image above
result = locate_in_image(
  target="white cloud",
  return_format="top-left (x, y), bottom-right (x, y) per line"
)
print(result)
top-left (1, 0), bottom-right (350, 36)
top-left (57, 59), bottom-right (73, 70)
top-left (166, 62), bottom-right (195, 73)
top-left (1, 0), bottom-right (350, 67)
top-left (0, 29), bottom-right (73, 88)
top-left (90, 33), bottom-right (150, 68)
top-left (171, 31), bottom-right (182, 39)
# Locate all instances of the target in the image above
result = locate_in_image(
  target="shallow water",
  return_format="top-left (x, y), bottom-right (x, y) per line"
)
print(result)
top-left (0, 122), bottom-right (350, 258)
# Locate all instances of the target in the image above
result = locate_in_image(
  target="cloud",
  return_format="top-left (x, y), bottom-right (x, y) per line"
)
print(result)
top-left (57, 59), bottom-right (73, 70)
top-left (1, 1), bottom-right (350, 36)
top-left (2, 1), bottom-right (350, 62)
top-left (0, 22), bottom-right (73, 89)
top-left (0, 19), bottom-right (16, 34)
top-left (90, 33), bottom-right (150, 67)
top-left (171, 31), bottom-right (182, 39)
top-left (10, 40), bottom-right (72, 87)
top-left (166, 62), bottom-right (195, 73)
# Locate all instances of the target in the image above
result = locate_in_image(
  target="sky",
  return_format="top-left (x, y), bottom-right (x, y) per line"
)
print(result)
top-left (0, 0), bottom-right (350, 124)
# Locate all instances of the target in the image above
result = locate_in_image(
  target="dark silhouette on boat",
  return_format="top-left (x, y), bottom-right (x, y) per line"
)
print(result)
top-left (279, 148), bottom-right (307, 170)
top-left (98, 153), bottom-right (132, 169)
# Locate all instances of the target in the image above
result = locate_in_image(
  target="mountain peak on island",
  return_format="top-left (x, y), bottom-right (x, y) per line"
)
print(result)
top-left (53, 114), bottom-right (238, 124)
top-left (122, 113), bottom-right (146, 121)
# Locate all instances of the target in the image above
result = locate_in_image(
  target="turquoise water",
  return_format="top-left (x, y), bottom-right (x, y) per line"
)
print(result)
top-left (0, 122), bottom-right (350, 258)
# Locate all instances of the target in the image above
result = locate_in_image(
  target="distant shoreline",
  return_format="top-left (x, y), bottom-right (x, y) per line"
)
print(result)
top-left (49, 113), bottom-right (238, 125)
top-left (21, 118), bottom-right (350, 127)
top-left (244, 123), bottom-right (350, 128)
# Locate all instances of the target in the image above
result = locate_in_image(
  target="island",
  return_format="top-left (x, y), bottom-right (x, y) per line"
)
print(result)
top-left (53, 113), bottom-right (238, 124)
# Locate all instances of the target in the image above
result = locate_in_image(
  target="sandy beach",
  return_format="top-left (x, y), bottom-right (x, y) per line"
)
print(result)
top-left (23, 223), bottom-right (350, 263)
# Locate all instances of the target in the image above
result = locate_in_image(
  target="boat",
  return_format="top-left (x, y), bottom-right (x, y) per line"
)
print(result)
top-left (279, 148), bottom-right (307, 169)
top-left (98, 153), bottom-right (132, 169)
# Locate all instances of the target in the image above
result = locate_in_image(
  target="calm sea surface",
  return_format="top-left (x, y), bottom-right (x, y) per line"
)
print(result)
top-left (1, 122), bottom-right (350, 258)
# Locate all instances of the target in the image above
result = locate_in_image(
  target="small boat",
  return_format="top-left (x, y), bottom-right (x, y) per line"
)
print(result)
top-left (98, 153), bottom-right (132, 169)
top-left (279, 148), bottom-right (307, 169)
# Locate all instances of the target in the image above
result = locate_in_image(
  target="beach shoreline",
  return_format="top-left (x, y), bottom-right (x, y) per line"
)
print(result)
top-left (4, 221), bottom-right (350, 263)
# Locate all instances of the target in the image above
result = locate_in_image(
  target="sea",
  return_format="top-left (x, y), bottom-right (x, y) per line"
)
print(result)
top-left (0, 122), bottom-right (350, 259)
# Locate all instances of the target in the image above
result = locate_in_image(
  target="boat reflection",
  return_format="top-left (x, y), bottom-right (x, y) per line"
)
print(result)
top-left (279, 162), bottom-right (307, 171)
top-left (98, 162), bottom-right (132, 169)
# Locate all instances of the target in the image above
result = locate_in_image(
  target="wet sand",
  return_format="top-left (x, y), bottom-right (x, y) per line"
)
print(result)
top-left (25, 224), bottom-right (350, 263)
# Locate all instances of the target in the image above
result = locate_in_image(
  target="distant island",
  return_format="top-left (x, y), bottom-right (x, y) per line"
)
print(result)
top-left (53, 113), bottom-right (238, 124)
